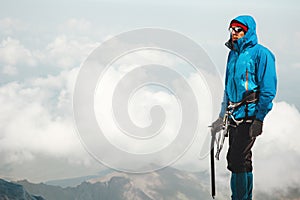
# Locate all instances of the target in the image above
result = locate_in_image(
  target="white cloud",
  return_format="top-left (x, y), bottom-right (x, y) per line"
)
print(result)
top-left (0, 45), bottom-right (223, 178)
top-left (88, 48), bottom-right (219, 172)
top-left (0, 35), bottom-right (98, 79)
top-left (0, 68), bottom-right (91, 167)
top-left (254, 101), bottom-right (300, 191)
top-left (0, 18), bottom-right (100, 76)
top-left (0, 37), bottom-right (37, 68)
top-left (43, 35), bottom-right (98, 69)
top-left (0, 18), bottom-right (26, 35)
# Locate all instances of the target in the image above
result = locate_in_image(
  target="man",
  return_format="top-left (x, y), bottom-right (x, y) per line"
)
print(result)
top-left (211, 15), bottom-right (277, 200)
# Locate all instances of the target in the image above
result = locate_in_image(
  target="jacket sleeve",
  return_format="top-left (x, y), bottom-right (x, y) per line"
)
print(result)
top-left (219, 90), bottom-right (228, 118)
top-left (219, 59), bottom-right (230, 118)
top-left (255, 47), bottom-right (277, 121)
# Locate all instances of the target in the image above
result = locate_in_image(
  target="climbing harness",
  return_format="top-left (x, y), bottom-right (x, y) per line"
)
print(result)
top-left (214, 91), bottom-right (258, 160)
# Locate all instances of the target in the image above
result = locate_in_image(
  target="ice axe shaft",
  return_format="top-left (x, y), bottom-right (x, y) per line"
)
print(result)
top-left (210, 128), bottom-right (216, 199)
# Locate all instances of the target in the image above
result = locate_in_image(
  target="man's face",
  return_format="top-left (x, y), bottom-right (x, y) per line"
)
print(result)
top-left (230, 26), bottom-right (245, 42)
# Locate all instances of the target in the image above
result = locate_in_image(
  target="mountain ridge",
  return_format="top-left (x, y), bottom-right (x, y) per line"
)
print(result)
top-left (16, 167), bottom-right (211, 200)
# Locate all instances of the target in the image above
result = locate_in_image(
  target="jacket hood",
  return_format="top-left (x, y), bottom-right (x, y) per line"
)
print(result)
top-left (226, 15), bottom-right (258, 51)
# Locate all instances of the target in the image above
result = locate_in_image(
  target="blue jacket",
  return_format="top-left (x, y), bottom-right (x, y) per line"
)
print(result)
top-left (220, 15), bottom-right (277, 121)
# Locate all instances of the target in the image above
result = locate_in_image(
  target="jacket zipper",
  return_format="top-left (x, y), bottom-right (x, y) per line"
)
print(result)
top-left (233, 52), bottom-right (239, 101)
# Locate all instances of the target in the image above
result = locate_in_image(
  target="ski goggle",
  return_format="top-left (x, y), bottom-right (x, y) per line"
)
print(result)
top-left (228, 27), bottom-right (244, 33)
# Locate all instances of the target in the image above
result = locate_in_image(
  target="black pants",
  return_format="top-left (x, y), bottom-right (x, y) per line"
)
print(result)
top-left (227, 122), bottom-right (256, 173)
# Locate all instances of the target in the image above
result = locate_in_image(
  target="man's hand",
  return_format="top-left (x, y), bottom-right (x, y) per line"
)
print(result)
top-left (249, 119), bottom-right (263, 138)
top-left (211, 117), bottom-right (223, 134)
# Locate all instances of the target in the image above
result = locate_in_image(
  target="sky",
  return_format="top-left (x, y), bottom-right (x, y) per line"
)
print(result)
top-left (0, 0), bottom-right (300, 195)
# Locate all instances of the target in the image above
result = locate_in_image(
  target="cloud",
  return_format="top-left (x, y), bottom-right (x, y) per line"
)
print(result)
top-left (42, 35), bottom-right (98, 69)
top-left (254, 101), bottom-right (300, 191)
top-left (0, 18), bottom-right (100, 79)
top-left (0, 18), bottom-right (26, 35)
top-left (0, 68), bottom-right (91, 167)
top-left (0, 35), bottom-right (98, 81)
top-left (1, 47), bottom-right (213, 178)
top-left (0, 37), bottom-right (37, 71)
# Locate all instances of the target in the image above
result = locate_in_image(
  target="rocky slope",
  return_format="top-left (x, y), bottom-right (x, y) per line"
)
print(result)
top-left (0, 179), bottom-right (45, 200)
